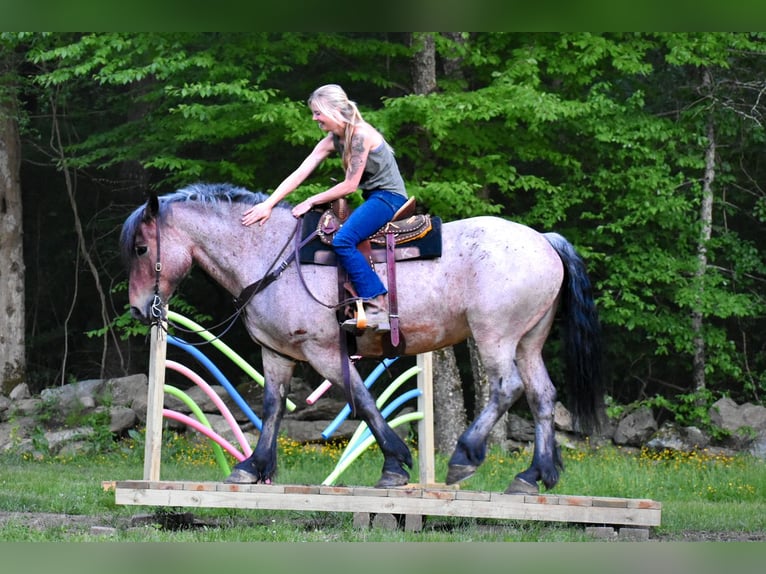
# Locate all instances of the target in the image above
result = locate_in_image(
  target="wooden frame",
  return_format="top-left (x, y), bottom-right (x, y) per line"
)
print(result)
top-left (120, 318), bottom-right (661, 533)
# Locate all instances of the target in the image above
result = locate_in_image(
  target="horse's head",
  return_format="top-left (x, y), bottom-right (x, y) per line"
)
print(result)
top-left (120, 191), bottom-right (193, 324)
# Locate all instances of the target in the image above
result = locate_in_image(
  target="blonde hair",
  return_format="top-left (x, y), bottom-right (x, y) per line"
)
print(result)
top-left (308, 84), bottom-right (364, 170)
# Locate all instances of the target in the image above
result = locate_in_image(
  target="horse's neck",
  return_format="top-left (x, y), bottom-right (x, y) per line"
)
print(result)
top-left (176, 204), bottom-right (294, 296)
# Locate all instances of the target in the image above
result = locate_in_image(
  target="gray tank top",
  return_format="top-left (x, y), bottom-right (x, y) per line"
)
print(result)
top-left (332, 134), bottom-right (407, 199)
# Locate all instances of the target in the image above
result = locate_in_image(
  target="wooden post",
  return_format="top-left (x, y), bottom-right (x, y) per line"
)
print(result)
top-left (143, 319), bottom-right (167, 480)
top-left (416, 352), bottom-right (435, 486)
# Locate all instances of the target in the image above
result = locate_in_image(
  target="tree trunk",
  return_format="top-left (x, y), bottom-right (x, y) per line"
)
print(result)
top-left (692, 68), bottom-right (716, 394)
top-left (409, 32), bottom-right (436, 95)
top-left (468, 336), bottom-right (507, 447)
top-left (407, 32), bottom-right (467, 453)
top-left (0, 60), bottom-right (26, 394)
top-left (431, 347), bottom-right (467, 454)
top-left (440, 32), bottom-right (467, 82)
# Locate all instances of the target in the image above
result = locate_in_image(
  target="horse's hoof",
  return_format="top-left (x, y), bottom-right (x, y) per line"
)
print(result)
top-left (375, 470), bottom-right (409, 488)
top-left (445, 464), bottom-right (476, 485)
top-left (504, 477), bottom-right (539, 495)
top-left (224, 468), bottom-right (259, 484)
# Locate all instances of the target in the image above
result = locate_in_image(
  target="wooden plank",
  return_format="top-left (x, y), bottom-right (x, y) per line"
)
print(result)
top-left (416, 353), bottom-right (435, 486)
top-left (113, 481), bottom-right (661, 527)
top-left (143, 320), bottom-right (167, 481)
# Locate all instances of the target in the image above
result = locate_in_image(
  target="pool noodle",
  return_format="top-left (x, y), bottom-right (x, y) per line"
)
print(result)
top-left (166, 360), bottom-right (252, 456)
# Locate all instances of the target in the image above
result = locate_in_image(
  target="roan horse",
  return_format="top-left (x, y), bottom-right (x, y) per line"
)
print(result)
top-left (121, 182), bottom-right (603, 494)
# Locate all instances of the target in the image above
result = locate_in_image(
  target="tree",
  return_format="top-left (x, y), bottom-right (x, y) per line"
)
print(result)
top-left (8, 31), bottom-right (766, 421)
top-left (0, 37), bottom-right (25, 393)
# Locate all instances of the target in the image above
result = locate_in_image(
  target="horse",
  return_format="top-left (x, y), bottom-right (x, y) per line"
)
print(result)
top-left (120, 182), bottom-right (603, 494)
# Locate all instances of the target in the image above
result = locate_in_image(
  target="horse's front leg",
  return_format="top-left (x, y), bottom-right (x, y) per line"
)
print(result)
top-left (226, 349), bottom-right (295, 484)
top-left (343, 364), bottom-right (413, 488)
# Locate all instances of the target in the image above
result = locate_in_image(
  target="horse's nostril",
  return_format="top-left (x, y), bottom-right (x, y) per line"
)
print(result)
top-left (130, 306), bottom-right (149, 323)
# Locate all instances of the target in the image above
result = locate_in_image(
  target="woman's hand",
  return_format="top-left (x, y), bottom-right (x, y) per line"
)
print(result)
top-left (242, 203), bottom-right (272, 226)
top-left (291, 199), bottom-right (314, 218)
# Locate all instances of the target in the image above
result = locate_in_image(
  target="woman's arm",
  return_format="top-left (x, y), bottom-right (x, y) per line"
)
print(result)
top-left (242, 135), bottom-right (335, 226)
top-left (291, 127), bottom-right (376, 217)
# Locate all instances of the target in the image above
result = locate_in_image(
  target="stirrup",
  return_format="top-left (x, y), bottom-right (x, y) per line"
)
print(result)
top-left (340, 299), bottom-right (390, 333)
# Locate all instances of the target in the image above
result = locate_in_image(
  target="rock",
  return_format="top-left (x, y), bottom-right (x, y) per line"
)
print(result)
top-left (709, 397), bottom-right (766, 450)
top-left (12, 398), bottom-right (42, 417)
top-left (107, 374), bottom-right (148, 410)
top-left (748, 429), bottom-right (766, 459)
top-left (0, 395), bottom-right (10, 420)
top-left (105, 406), bottom-right (138, 434)
top-left (507, 414), bottom-right (535, 442)
top-left (0, 416), bottom-right (37, 452)
top-left (41, 379), bottom-right (104, 407)
top-left (709, 397), bottom-right (766, 431)
top-left (3, 371), bottom-right (765, 463)
top-left (613, 407), bottom-right (657, 446)
top-left (9, 383), bottom-right (31, 400)
top-left (646, 422), bottom-right (710, 452)
top-left (45, 427), bottom-right (94, 453)
top-left (554, 402), bottom-right (574, 432)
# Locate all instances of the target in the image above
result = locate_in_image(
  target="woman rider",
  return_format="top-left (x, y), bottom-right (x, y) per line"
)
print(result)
top-left (241, 84), bottom-right (408, 332)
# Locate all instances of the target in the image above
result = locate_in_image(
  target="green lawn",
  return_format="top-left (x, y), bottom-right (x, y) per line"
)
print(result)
top-left (0, 432), bottom-right (764, 542)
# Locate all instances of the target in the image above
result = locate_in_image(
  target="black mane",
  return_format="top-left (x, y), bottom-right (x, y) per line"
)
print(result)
top-left (119, 182), bottom-right (275, 270)
top-left (164, 182), bottom-right (269, 207)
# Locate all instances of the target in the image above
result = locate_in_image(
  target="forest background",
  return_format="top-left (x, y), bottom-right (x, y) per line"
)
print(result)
top-left (1, 32), bottom-right (765, 437)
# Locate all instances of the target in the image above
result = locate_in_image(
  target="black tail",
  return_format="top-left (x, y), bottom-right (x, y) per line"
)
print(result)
top-left (544, 232), bottom-right (604, 436)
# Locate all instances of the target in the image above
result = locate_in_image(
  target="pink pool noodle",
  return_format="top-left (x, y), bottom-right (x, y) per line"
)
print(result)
top-left (167, 360), bottom-right (252, 456)
top-left (306, 380), bottom-right (333, 405)
top-left (163, 409), bottom-right (246, 461)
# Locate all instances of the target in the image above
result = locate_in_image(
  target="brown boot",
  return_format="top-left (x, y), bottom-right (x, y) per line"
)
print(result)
top-left (341, 295), bottom-right (390, 333)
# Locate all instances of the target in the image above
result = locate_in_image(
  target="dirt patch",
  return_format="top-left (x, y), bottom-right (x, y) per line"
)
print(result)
top-left (0, 511), bottom-right (127, 533)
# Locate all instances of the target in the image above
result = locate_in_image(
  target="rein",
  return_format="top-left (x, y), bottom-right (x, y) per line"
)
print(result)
top-left (147, 207), bottom-right (360, 411)
top-left (234, 218), bottom-right (332, 310)
top-left (150, 214), bottom-right (304, 345)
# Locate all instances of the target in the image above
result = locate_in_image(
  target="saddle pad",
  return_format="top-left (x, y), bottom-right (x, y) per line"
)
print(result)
top-left (300, 210), bottom-right (442, 266)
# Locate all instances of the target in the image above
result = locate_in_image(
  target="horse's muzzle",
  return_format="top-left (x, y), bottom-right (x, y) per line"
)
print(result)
top-left (130, 305), bottom-right (154, 325)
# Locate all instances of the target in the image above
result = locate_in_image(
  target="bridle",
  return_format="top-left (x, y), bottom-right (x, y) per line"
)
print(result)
top-left (149, 214), bottom-right (165, 324)
top-left (145, 205), bottom-right (362, 411)
top-left (146, 212), bottom-right (337, 344)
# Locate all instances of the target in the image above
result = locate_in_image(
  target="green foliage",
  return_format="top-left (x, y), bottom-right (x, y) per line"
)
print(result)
top-left (11, 32), bottom-right (766, 410)
top-left (642, 388), bottom-right (727, 437)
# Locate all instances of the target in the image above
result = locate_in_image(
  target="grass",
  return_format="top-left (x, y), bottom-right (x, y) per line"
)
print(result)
top-left (0, 430), bottom-right (764, 542)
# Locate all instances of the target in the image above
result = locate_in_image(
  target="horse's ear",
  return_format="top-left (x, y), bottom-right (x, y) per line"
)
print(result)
top-left (143, 190), bottom-right (160, 222)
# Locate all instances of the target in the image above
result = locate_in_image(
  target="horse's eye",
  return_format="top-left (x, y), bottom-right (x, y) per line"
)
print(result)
top-left (135, 245), bottom-right (148, 257)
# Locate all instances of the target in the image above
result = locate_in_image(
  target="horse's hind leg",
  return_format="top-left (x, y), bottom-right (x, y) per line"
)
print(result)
top-left (506, 309), bottom-right (562, 494)
top-left (446, 344), bottom-right (524, 485)
top-left (226, 349), bottom-right (294, 484)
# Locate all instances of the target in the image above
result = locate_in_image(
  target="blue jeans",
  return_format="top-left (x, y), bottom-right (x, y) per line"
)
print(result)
top-left (332, 191), bottom-right (408, 299)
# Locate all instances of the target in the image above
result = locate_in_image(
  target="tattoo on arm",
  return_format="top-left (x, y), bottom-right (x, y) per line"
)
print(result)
top-left (347, 133), bottom-right (366, 179)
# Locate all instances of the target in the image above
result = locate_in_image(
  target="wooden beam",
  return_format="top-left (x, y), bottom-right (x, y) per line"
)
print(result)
top-left (114, 481), bottom-right (661, 528)
top-left (143, 320), bottom-right (167, 481)
top-left (416, 352), bottom-right (435, 486)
